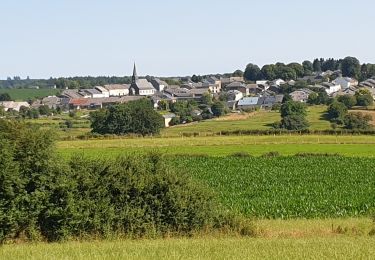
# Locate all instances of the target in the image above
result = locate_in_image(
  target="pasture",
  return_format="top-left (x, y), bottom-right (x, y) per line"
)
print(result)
top-left (57, 134), bottom-right (375, 157)
top-left (0, 88), bottom-right (60, 101)
top-left (1, 218), bottom-right (374, 259)
top-left (161, 105), bottom-right (331, 137)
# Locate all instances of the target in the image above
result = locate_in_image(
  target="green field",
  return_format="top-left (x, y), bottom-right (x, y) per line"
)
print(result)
top-left (172, 156), bottom-right (375, 218)
top-left (1, 218), bottom-right (374, 259)
top-left (161, 106), bottom-right (331, 137)
top-left (57, 135), bottom-right (375, 158)
top-left (0, 88), bottom-right (60, 101)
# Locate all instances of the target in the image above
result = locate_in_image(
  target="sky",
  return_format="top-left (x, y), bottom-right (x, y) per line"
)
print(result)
top-left (0, 0), bottom-right (374, 79)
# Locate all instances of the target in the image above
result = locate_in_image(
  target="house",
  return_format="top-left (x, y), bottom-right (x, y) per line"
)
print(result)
top-left (227, 90), bottom-right (243, 101)
top-left (237, 97), bottom-right (259, 109)
top-left (359, 78), bottom-right (375, 89)
top-left (104, 84), bottom-right (130, 97)
top-left (257, 95), bottom-right (284, 109)
top-left (271, 79), bottom-right (286, 86)
top-left (129, 64), bottom-right (156, 96)
top-left (320, 82), bottom-right (341, 95)
top-left (0, 101), bottom-right (30, 112)
top-left (332, 86), bottom-right (357, 97)
top-left (62, 89), bottom-right (84, 99)
top-left (81, 88), bottom-right (107, 98)
top-left (225, 82), bottom-right (251, 96)
top-left (333, 77), bottom-right (358, 89)
top-left (256, 80), bottom-right (268, 85)
top-left (163, 113), bottom-right (176, 127)
top-left (150, 78), bottom-right (168, 92)
top-left (203, 76), bottom-right (222, 93)
top-left (290, 89), bottom-right (314, 103)
top-left (94, 86), bottom-right (110, 98)
top-left (69, 98), bottom-right (103, 110)
top-left (221, 76), bottom-right (244, 87)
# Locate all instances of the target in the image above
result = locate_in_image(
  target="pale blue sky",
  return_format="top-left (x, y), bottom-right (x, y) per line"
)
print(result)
top-left (0, 0), bottom-right (374, 79)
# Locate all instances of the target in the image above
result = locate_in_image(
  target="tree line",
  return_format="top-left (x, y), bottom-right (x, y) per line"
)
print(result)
top-left (244, 57), bottom-right (375, 82)
top-left (0, 76), bottom-right (132, 89)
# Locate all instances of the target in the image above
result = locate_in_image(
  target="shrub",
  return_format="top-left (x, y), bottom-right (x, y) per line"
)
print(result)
top-left (229, 152), bottom-right (252, 158)
top-left (344, 112), bottom-right (373, 130)
top-left (262, 151), bottom-right (281, 157)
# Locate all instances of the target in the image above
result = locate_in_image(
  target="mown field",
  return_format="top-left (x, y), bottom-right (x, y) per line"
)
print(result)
top-left (172, 156), bottom-right (375, 218)
top-left (1, 218), bottom-right (374, 259)
top-left (0, 88), bottom-right (60, 100)
top-left (57, 135), bottom-right (375, 158)
top-left (161, 105), bottom-right (331, 137)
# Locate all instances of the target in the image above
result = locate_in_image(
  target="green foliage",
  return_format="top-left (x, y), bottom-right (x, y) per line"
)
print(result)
top-left (355, 92), bottom-right (373, 107)
top-left (90, 99), bottom-right (164, 136)
top-left (0, 121), bottom-right (246, 242)
top-left (280, 115), bottom-right (309, 130)
top-left (280, 101), bottom-right (307, 117)
top-left (211, 101), bottom-right (226, 117)
top-left (173, 156), bottom-right (375, 218)
top-left (327, 102), bottom-right (348, 124)
top-left (344, 112), bottom-right (373, 130)
top-left (337, 95), bottom-right (357, 109)
top-left (244, 63), bottom-right (261, 81)
top-left (0, 93), bottom-right (12, 101)
top-left (38, 105), bottom-right (51, 116)
top-left (341, 57), bottom-right (361, 79)
top-left (279, 101), bottom-right (309, 130)
top-left (232, 70), bottom-right (244, 77)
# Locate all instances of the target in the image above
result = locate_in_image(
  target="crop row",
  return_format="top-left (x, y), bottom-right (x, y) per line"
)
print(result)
top-left (170, 156), bottom-right (375, 219)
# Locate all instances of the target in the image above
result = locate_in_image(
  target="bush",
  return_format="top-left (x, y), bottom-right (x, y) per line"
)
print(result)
top-left (280, 115), bottom-right (309, 130)
top-left (327, 101), bottom-right (348, 124)
top-left (229, 152), bottom-right (252, 158)
top-left (262, 151), bottom-right (281, 157)
top-left (0, 120), bottom-right (254, 242)
top-left (344, 112), bottom-right (373, 130)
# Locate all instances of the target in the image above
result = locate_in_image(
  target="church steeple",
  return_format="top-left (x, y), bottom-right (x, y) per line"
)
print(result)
top-left (132, 62), bottom-right (138, 83)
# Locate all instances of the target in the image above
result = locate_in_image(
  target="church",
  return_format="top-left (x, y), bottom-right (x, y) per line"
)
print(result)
top-left (129, 64), bottom-right (156, 96)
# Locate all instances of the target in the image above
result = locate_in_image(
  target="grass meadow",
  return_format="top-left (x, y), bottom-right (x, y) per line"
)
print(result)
top-left (1, 218), bottom-right (374, 259)
top-left (0, 88), bottom-right (60, 101)
top-left (57, 134), bottom-right (375, 158)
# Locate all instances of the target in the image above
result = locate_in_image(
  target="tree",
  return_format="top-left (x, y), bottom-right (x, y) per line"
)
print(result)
top-left (278, 101), bottom-right (309, 130)
top-left (313, 59), bottom-right (322, 72)
top-left (211, 101), bottom-right (226, 117)
top-left (356, 94), bottom-right (373, 107)
top-left (287, 63), bottom-right (304, 78)
top-left (355, 89), bottom-right (374, 107)
top-left (38, 105), bottom-right (51, 116)
top-left (260, 64), bottom-right (276, 80)
top-left (302, 61), bottom-right (313, 76)
top-left (244, 63), bottom-right (261, 81)
top-left (200, 92), bottom-right (213, 105)
top-left (191, 75), bottom-right (202, 83)
top-left (90, 99), bottom-right (164, 136)
top-left (232, 70), bottom-right (244, 77)
top-left (341, 56), bottom-right (361, 79)
top-left (0, 93), bottom-right (12, 101)
top-left (344, 112), bottom-right (373, 130)
top-left (307, 92), bottom-right (319, 105)
top-left (276, 65), bottom-right (297, 80)
top-left (337, 95), bottom-right (357, 109)
top-left (327, 101), bottom-right (348, 124)
top-left (280, 115), bottom-right (309, 130)
top-left (280, 101), bottom-right (307, 117)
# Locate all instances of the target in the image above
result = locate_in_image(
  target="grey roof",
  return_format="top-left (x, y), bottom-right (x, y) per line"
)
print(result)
top-left (104, 84), bottom-right (130, 90)
top-left (134, 79), bottom-right (155, 90)
top-left (238, 97), bottom-right (259, 106)
top-left (226, 81), bottom-right (246, 88)
top-left (84, 89), bottom-right (102, 95)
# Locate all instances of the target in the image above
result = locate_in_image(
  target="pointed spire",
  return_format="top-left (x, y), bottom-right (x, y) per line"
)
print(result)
top-left (132, 62), bottom-right (138, 83)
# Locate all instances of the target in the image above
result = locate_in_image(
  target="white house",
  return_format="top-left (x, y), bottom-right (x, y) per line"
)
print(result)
top-left (82, 89), bottom-right (107, 98)
top-left (290, 89), bottom-right (313, 103)
top-left (227, 90), bottom-right (243, 101)
top-left (104, 84), bottom-right (130, 97)
top-left (95, 86), bottom-right (110, 98)
top-left (0, 101), bottom-right (30, 112)
top-left (321, 82), bottom-right (341, 95)
top-left (256, 80), bottom-right (268, 85)
top-left (272, 79), bottom-right (286, 86)
top-left (333, 77), bottom-right (358, 89)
